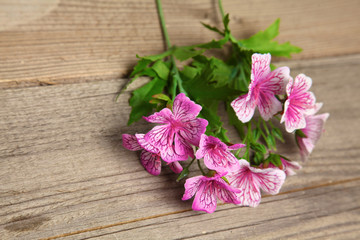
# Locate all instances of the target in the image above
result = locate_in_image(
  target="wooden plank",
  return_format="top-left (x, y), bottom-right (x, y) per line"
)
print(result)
top-left (1, 54), bottom-right (360, 239)
top-left (0, 0), bottom-right (359, 88)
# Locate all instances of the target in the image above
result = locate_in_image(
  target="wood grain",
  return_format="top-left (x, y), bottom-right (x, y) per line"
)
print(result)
top-left (1, 54), bottom-right (359, 239)
top-left (0, 0), bottom-right (359, 88)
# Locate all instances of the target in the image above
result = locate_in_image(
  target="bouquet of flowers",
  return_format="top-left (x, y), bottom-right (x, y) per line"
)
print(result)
top-left (120, 0), bottom-right (329, 213)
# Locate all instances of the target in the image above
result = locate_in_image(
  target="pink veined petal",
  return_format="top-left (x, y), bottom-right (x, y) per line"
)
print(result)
top-left (160, 144), bottom-right (190, 163)
top-left (173, 93), bottom-right (202, 122)
top-left (174, 133), bottom-right (194, 158)
top-left (192, 181), bottom-right (217, 213)
top-left (290, 74), bottom-right (313, 96)
top-left (227, 143), bottom-right (246, 150)
top-left (227, 160), bottom-right (262, 207)
top-left (261, 66), bottom-right (290, 95)
top-left (251, 53), bottom-right (271, 85)
top-left (297, 136), bottom-right (310, 161)
top-left (145, 124), bottom-right (174, 151)
top-left (168, 161), bottom-right (183, 174)
top-left (281, 99), bottom-right (306, 133)
top-left (231, 94), bottom-right (256, 123)
top-left (143, 107), bottom-right (173, 124)
top-left (195, 134), bottom-right (208, 159)
top-left (135, 134), bottom-right (159, 154)
top-left (178, 118), bottom-right (208, 146)
top-left (215, 178), bottom-right (241, 205)
top-left (182, 175), bottom-right (204, 201)
top-left (140, 150), bottom-right (162, 176)
top-left (300, 113), bottom-right (329, 157)
top-left (204, 149), bottom-right (240, 173)
top-left (282, 160), bottom-right (302, 176)
top-left (122, 134), bottom-right (142, 151)
top-left (250, 167), bottom-right (286, 195)
top-left (257, 91), bottom-right (283, 121)
top-left (305, 102), bottom-right (323, 116)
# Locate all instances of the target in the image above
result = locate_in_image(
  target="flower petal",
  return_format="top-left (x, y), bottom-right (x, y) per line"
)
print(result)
top-left (135, 133), bottom-right (159, 154)
top-left (192, 181), bottom-right (217, 213)
top-left (215, 178), bottom-right (241, 205)
top-left (143, 107), bottom-right (173, 124)
top-left (182, 175), bottom-right (204, 200)
top-left (173, 93), bottom-right (202, 122)
top-left (261, 66), bottom-right (290, 95)
top-left (231, 94), bottom-right (256, 123)
top-left (228, 160), bottom-right (261, 207)
top-left (168, 161), bottom-right (183, 174)
top-left (145, 124), bottom-right (174, 151)
top-left (178, 118), bottom-right (208, 146)
top-left (290, 74), bottom-right (312, 96)
top-left (257, 91), bottom-right (282, 121)
top-left (140, 150), bottom-right (161, 176)
top-left (174, 133), bottom-right (194, 159)
top-left (251, 53), bottom-right (271, 84)
top-left (227, 143), bottom-right (246, 150)
top-left (281, 99), bottom-right (306, 133)
top-left (122, 134), bottom-right (142, 151)
top-left (250, 167), bottom-right (286, 195)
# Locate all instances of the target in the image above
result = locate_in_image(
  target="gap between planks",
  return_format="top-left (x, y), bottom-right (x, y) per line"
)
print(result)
top-left (40, 177), bottom-right (360, 240)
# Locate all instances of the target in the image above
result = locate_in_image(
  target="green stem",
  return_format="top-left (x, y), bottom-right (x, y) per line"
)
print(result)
top-left (156, 0), bottom-right (187, 100)
top-left (156, 0), bottom-right (171, 50)
top-left (218, 0), bottom-right (225, 19)
top-left (197, 159), bottom-right (206, 175)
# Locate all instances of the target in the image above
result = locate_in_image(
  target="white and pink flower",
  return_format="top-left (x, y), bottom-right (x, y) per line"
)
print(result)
top-left (196, 134), bottom-right (245, 173)
top-left (122, 134), bottom-right (183, 175)
top-left (228, 160), bottom-right (286, 207)
top-left (182, 173), bottom-right (241, 213)
top-left (231, 53), bottom-right (290, 123)
top-left (296, 103), bottom-right (329, 160)
top-left (281, 74), bottom-right (316, 133)
top-left (262, 158), bottom-right (302, 176)
top-left (144, 93), bottom-right (208, 163)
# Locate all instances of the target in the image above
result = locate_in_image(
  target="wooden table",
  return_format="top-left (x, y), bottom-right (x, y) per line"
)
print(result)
top-left (1, 1), bottom-right (359, 239)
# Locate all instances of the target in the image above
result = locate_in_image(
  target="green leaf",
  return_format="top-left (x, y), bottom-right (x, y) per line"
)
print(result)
top-left (173, 47), bottom-right (205, 61)
top-left (226, 102), bottom-right (245, 139)
top-left (128, 77), bottom-right (167, 125)
top-left (250, 143), bottom-right (267, 154)
top-left (266, 134), bottom-right (277, 150)
top-left (201, 22), bottom-right (224, 35)
top-left (198, 99), bottom-right (230, 143)
top-left (130, 58), bottom-right (152, 77)
top-left (139, 49), bottom-right (174, 62)
top-left (253, 127), bottom-right (261, 141)
top-left (253, 151), bottom-right (264, 165)
top-left (194, 33), bottom-right (229, 49)
top-left (152, 60), bottom-right (170, 80)
top-left (272, 127), bottom-right (284, 142)
top-left (238, 19), bottom-right (302, 58)
top-left (270, 154), bottom-right (282, 168)
top-left (176, 168), bottom-right (189, 182)
top-left (152, 93), bottom-right (171, 102)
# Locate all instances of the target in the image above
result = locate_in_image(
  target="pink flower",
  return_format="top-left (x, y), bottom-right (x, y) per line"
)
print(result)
top-left (262, 158), bottom-right (302, 176)
top-left (182, 173), bottom-right (241, 213)
top-left (296, 103), bottom-right (329, 160)
top-left (195, 134), bottom-right (245, 173)
top-left (122, 134), bottom-right (183, 175)
top-left (281, 74), bottom-right (316, 133)
top-left (144, 93), bottom-right (208, 163)
top-left (227, 160), bottom-right (286, 207)
top-left (231, 53), bottom-right (290, 122)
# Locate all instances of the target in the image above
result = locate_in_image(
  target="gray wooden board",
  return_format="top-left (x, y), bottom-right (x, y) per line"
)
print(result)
top-left (1, 55), bottom-right (360, 239)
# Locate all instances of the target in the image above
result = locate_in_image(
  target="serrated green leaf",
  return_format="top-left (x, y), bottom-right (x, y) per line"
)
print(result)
top-left (152, 60), bottom-right (170, 80)
top-left (130, 58), bottom-right (152, 77)
top-left (128, 77), bottom-right (167, 125)
top-left (139, 49), bottom-right (174, 62)
top-left (238, 19), bottom-right (302, 58)
top-left (194, 33), bottom-right (229, 49)
top-left (173, 47), bottom-right (205, 61)
top-left (201, 22), bottom-right (223, 35)
top-left (180, 65), bottom-right (200, 80)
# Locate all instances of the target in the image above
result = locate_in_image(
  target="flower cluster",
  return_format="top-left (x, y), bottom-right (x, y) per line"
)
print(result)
top-left (122, 53), bottom-right (329, 213)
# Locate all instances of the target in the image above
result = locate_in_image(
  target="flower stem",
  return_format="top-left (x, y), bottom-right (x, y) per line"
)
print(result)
top-left (218, 0), bottom-right (225, 19)
top-left (156, 0), bottom-right (188, 100)
top-left (156, 0), bottom-right (171, 50)
top-left (197, 159), bottom-right (206, 175)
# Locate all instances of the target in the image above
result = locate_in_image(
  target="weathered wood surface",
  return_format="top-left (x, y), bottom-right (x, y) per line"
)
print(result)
top-left (1, 54), bottom-right (360, 239)
top-left (0, 0), bottom-right (359, 88)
